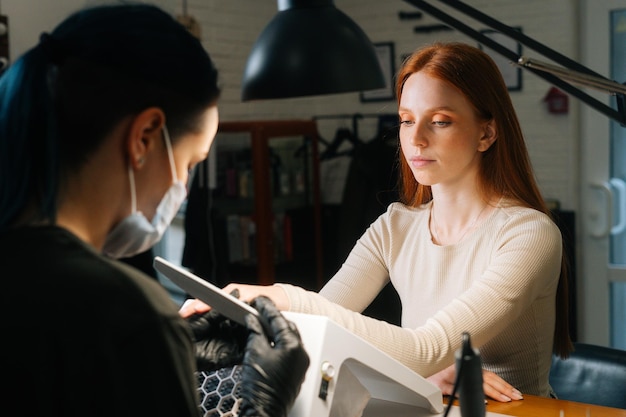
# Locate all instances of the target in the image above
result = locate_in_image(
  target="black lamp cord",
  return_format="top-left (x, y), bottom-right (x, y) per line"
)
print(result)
top-left (442, 356), bottom-right (464, 417)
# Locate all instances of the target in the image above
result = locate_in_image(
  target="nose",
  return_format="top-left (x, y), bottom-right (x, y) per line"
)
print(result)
top-left (409, 120), bottom-right (428, 147)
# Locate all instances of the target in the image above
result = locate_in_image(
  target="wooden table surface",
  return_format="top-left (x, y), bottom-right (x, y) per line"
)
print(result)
top-left (481, 394), bottom-right (626, 417)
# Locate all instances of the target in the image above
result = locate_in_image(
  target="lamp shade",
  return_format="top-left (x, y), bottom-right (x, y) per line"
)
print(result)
top-left (241, 0), bottom-right (386, 101)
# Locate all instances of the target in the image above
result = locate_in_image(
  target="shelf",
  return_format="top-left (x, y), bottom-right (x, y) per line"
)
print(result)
top-left (213, 120), bottom-right (324, 288)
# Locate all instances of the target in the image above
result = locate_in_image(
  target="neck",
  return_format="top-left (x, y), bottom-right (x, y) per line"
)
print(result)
top-left (430, 197), bottom-right (493, 245)
top-left (56, 161), bottom-right (128, 251)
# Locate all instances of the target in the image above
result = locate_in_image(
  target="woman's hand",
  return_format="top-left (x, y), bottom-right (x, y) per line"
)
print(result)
top-left (178, 283), bottom-right (289, 318)
top-left (222, 283), bottom-right (290, 309)
top-left (427, 364), bottom-right (524, 402)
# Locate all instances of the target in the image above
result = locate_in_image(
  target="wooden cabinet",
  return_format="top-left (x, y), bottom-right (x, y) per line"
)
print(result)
top-left (212, 120), bottom-right (324, 289)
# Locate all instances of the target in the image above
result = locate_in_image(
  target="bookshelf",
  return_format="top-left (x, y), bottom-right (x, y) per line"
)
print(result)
top-left (211, 120), bottom-right (324, 289)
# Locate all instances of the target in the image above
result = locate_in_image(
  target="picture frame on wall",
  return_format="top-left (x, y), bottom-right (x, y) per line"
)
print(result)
top-left (360, 42), bottom-right (395, 102)
top-left (479, 28), bottom-right (523, 91)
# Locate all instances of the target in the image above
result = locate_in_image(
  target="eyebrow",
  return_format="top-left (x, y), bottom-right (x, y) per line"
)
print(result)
top-left (398, 105), bottom-right (456, 114)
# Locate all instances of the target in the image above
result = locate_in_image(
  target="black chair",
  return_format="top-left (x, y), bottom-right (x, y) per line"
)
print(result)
top-left (549, 342), bottom-right (626, 409)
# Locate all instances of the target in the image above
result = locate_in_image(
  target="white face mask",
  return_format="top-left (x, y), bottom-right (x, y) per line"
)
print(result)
top-left (102, 125), bottom-right (187, 259)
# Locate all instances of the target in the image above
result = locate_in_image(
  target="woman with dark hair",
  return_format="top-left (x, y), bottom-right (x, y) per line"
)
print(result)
top-left (182, 42), bottom-right (572, 401)
top-left (0, 4), bottom-right (307, 417)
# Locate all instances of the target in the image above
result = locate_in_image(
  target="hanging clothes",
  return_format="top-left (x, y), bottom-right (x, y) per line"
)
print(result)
top-left (319, 126), bottom-right (361, 205)
top-left (336, 125), bottom-right (400, 262)
top-left (182, 158), bottom-right (226, 285)
top-left (333, 117), bottom-right (402, 324)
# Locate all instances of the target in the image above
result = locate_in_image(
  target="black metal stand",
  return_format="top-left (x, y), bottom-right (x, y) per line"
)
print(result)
top-left (403, 0), bottom-right (626, 126)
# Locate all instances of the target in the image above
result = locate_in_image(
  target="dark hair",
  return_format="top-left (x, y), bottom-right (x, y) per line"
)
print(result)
top-left (396, 42), bottom-right (572, 358)
top-left (0, 4), bottom-right (220, 231)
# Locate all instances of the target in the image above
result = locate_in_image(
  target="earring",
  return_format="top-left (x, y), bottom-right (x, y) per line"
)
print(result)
top-left (137, 157), bottom-right (145, 166)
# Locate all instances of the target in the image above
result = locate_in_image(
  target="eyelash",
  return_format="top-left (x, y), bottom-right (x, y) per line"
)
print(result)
top-left (399, 120), bottom-right (451, 127)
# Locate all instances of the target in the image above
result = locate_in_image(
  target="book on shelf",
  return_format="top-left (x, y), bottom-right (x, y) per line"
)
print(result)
top-left (239, 215), bottom-right (256, 262)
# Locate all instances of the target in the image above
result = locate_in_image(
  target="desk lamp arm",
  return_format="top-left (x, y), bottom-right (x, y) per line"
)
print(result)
top-left (403, 0), bottom-right (626, 126)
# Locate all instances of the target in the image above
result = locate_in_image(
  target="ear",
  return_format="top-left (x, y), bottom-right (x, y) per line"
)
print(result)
top-left (477, 119), bottom-right (497, 152)
top-left (125, 107), bottom-right (166, 169)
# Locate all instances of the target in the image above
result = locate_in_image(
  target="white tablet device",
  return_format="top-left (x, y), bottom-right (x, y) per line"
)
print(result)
top-left (153, 256), bottom-right (269, 333)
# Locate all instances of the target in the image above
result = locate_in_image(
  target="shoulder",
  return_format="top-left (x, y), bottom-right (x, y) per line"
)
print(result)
top-left (78, 257), bottom-right (181, 328)
top-left (384, 201), bottom-right (429, 219)
top-left (498, 204), bottom-right (559, 230)
top-left (0, 227), bottom-right (192, 389)
top-left (493, 204), bottom-right (562, 246)
top-left (368, 201), bottom-right (429, 232)
top-left (2, 226), bottom-right (178, 319)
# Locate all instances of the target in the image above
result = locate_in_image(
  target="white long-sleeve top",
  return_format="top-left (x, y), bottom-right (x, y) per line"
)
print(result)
top-left (276, 200), bottom-right (562, 396)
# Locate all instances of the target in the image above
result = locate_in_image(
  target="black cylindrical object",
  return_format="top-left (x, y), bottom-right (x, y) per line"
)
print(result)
top-left (455, 332), bottom-right (486, 417)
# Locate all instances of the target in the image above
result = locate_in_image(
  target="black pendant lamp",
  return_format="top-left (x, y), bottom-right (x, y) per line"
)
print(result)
top-left (241, 0), bottom-right (386, 101)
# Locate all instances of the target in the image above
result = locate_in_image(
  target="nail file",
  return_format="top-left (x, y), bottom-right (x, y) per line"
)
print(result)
top-left (153, 256), bottom-right (270, 334)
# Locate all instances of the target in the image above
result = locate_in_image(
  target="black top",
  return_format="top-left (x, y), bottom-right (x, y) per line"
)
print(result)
top-left (0, 226), bottom-right (200, 417)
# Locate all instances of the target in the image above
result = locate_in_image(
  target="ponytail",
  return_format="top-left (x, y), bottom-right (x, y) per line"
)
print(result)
top-left (0, 43), bottom-right (59, 231)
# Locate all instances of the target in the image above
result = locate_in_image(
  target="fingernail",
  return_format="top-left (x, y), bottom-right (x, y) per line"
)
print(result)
top-left (500, 394), bottom-right (512, 402)
top-left (512, 389), bottom-right (524, 400)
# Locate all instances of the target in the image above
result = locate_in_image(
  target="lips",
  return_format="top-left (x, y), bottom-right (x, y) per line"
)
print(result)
top-left (409, 155), bottom-right (434, 168)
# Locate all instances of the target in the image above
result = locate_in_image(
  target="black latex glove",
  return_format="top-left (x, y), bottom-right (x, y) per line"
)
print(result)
top-left (184, 290), bottom-right (249, 372)
top-left (238, 296), bottom-right (310, 417)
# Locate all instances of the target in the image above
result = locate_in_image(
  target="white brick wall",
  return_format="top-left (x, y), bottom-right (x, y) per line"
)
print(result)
top-left (1, 0), bottom-right (581, 210)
